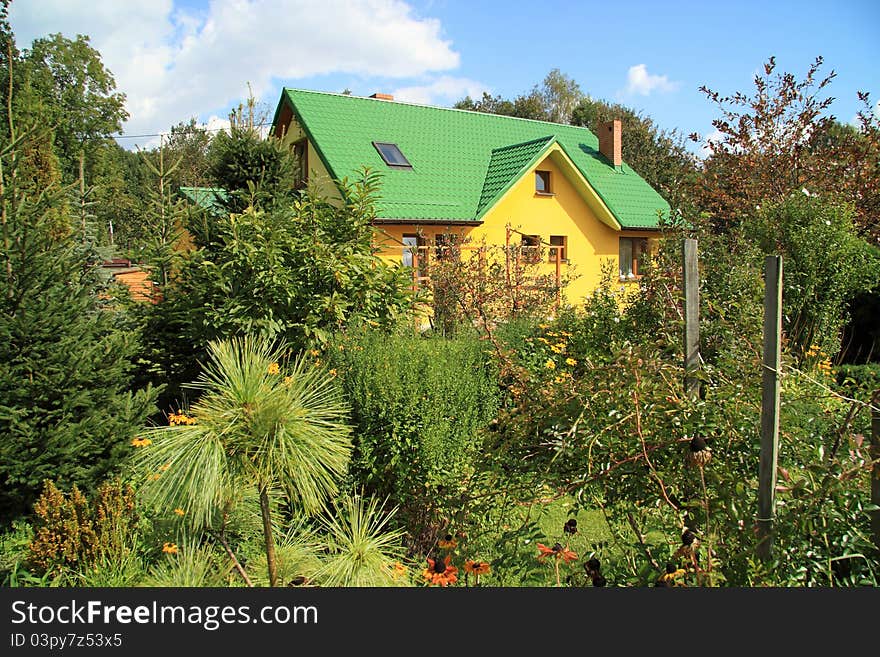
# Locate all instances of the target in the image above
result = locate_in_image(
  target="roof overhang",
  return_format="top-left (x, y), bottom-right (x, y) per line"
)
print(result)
top-left (372, 218), bottom-right (483, 226)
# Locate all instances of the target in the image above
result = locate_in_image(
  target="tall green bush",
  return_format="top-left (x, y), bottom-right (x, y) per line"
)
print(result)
top-left (745, 195), bottom-right (880, 358)
top-left (331, 330), bottom-right (500, 547)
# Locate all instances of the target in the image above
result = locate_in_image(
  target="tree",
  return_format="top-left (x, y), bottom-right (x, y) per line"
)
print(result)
top-left (21, 33), bottom-right (128, 182)
top-left (0, 78), bottom-right (155, 525)
top-left (90, 142), bottom-right (151, 253)
top-left (206, 127), bottom-right (295, 215)
top-left (134, 336), bottom-right (353, 587)
top-left (694, 55), bottom-right (880, 241)
top-left (540, 68), bottom-right (583, 124)
top-left (164, 118), bottom-right (212, 191)
top-left (138, 169), bottom-right (415, 409)
top-left (744, 194), bottom-right (880, 357)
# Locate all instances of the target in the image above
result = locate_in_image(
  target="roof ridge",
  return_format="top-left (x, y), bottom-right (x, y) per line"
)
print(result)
top-left (490, 135), bottom-right (557, 153)
top-left (282, 87), bottom-right (599, 134)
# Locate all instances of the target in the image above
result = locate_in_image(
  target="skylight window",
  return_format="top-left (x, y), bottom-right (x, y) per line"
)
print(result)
top-left (373, 142), bottom-right (412, 169)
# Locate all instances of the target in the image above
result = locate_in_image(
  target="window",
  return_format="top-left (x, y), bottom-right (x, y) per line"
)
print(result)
top-left (402, 234), bottom-right (426, 267)
top-left (372, 142), bottom-right (412, 169)
top-left (535, 170), bottom-right (551, 194)
top-left (619, 237), bottom-right (649, 279)
top-left (520, 234), bottom-right (540, 263)
top-left (291, 138), bottom-right (308, 189)
top-left (549, 235), bottom-right (567, 263)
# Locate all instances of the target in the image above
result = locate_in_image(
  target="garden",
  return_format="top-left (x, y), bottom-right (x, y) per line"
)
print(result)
top-left (1, 16), bottom-right (879, 588)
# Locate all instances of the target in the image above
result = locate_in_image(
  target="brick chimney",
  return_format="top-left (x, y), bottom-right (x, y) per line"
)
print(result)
top-left (598, 119), bottom-right (622, 168)
top-left (369, 93), bottom-right (394, 101)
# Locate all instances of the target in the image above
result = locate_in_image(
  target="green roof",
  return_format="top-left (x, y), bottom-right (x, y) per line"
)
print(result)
top-left (180, 186), bottom-right (227, 212)
top-left (475, 136), bottom-right (555, 219)
top-left (274, 89), bottom-right (670, 229)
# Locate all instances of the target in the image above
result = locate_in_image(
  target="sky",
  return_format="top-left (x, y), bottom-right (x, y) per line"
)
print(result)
top-left (9, 0), bottom-right (880, 154)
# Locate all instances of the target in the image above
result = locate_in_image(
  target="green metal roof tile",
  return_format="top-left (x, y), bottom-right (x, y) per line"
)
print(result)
top-left (475, 136), bottom-right (556, 218)
top-left (179, 186), bottom-right (227, 213)
top-left (278, 89), bottom-right (669, 229)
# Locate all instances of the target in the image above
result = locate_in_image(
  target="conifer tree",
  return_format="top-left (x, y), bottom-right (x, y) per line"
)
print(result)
top-left (0, 60), bottom-right (156, 525)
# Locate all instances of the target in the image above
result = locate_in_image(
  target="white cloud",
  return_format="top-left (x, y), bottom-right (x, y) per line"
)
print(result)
top-left (698, 129), bottom-right (725, 159)
top-left (624, 64), bottom-right (679, 96)
top-left (9, 0), bottom-right (461, 145)
top-left (391, 76), bottom-right (489, 105)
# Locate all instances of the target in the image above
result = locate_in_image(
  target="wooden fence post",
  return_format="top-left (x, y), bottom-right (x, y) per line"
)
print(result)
top-left (555, 246), bottom-right (562, 311)
top-left (682, 239), bottom-right (700, 401)
top-left (871, 390), bottom-right (880, 550)
top-left (757, 255), bottom-right (783, 561)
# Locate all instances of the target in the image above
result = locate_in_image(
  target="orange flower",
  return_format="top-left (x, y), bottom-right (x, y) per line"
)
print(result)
top-left (388, 562), bottom-right (408, 580)
top-left (267, 362), bottom-right (280, 375)
top-left (464, 560), bottom-right (491, 576)
top-left (536, 542), bottom-right (578, 563)
top-left (438, 534), bottom-right (458, 550)
top-left (162, 542), bottom-right (178, 554)
top-left (173, 508), bottom-right (185, 516)
top-left (131, 437), bottom-right (152, 447)
top-left (422, 555), bottom-right (458, 587)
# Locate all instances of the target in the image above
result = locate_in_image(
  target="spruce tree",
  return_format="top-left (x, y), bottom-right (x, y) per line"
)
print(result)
top-left (0, 71), bottom-right (156, 525)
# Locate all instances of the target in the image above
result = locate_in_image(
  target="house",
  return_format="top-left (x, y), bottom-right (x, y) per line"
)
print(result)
top-left (269, 89), bottom-right (670, 305)
top-left (98, 259), bottom-right (159, 303)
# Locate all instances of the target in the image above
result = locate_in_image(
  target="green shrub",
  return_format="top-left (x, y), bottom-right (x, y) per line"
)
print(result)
top-left (331, 330), bottom-right (500, 547)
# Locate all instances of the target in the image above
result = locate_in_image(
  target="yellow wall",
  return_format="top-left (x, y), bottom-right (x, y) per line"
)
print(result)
top-left (372, 151), bottom-right (659, 307)
top-left (279, 115), bottom-right (340, 202)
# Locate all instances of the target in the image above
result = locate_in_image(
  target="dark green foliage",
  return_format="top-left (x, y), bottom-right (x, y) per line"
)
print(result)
top-left (207, 127), bottom-right (296, 215)
top-left (330, 330), bottom-right (500, 546)
top-left (745, 195), bottom-right (880, 357)
top-left (139, 170), bottom-right (415, 406)
top-left (21, 33), bottom-right (128, 182)
top-left (0, 106), bottom-right (156, 525)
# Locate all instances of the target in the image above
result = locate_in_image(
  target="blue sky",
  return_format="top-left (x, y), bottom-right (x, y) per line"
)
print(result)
top-left (10, 0), bottom-right (880, 153)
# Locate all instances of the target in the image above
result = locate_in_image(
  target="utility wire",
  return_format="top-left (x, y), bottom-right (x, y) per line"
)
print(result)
top-left (111, 121), bottom-right (273, 140)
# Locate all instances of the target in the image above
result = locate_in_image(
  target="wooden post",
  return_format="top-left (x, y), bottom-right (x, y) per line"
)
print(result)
top-left (411, 247), bottom-right (420, 333)
top-left (871, 390), bottom-right (880, 550)
top-left (505, 225), bottom-right (512, 298)
top-left (682, 239), bottom-right (700, 400)
top-left (757, 255), bottom-right (783, 561)
top-left (554, 246), bottom-right (562, 311)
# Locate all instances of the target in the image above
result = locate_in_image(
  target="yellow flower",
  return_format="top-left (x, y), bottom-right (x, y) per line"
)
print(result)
top-left (149, 473), bottom-right (161, 481)
top-left (329, 368), bottom-right (338, 377)
top-left (565, 357), bottom-right (577, 366)
top-left (550, 343), bottom-right (565, 354)
top-left (159, 463), bottom-right (171, 472)
top-left (131, 437), bottom-right (152, 447)
top-left (168, 412), bottom-right (197, 426)
top-left (162, 542), bottom-right (178, 555)
top-left (283, 376), bottom-right (292, 385)
top-left (545, 359), bottom-right (556, 370)
top-left (267, 362), bottom-right (280, 375)
top-left (309, 349), bottom-right (321, 357)
top-left (173, 508), bottom-right (185, 516)
top-left (538, 323), bottom-right (549, 330)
